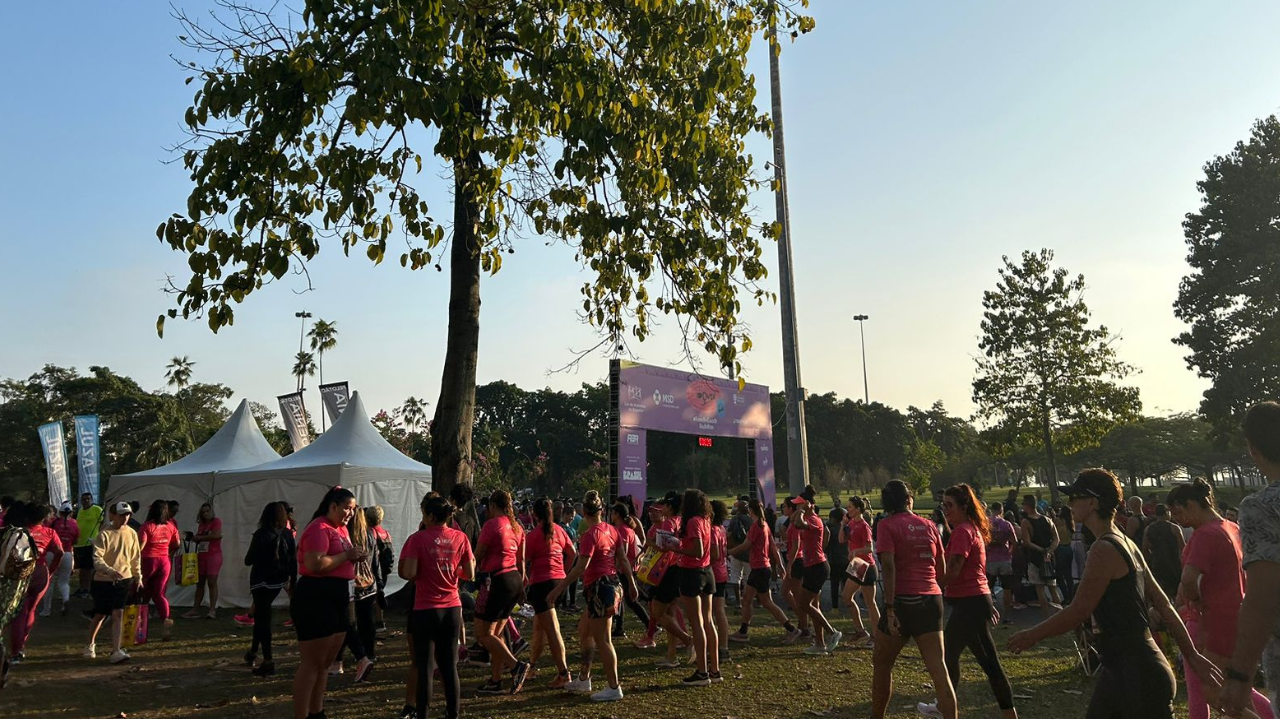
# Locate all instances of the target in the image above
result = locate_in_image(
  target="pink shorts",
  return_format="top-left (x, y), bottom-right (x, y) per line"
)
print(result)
top-left (198, 552), bottom-right (223, 577)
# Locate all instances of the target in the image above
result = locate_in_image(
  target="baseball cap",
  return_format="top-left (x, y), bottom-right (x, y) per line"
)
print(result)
top-left (1057, 473), bottom-right (1108, 500)
top-left (789, 496), bottom-right (808, 506)
top-left (59, 501), bottom-right (73, 512)
top-left (655, 491), bottom-right (681, 507)
top-left (113, 501), bottom-right (134, 515)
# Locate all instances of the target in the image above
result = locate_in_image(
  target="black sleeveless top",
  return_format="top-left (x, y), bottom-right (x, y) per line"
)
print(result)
top-left (1093, 533), bottom-right (1151, 648)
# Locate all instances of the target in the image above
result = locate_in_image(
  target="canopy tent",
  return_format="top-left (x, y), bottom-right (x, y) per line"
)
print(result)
top-left (106, 398), bottom-right (280, 607)
top-left (211, 392), bottom-right (432, 608)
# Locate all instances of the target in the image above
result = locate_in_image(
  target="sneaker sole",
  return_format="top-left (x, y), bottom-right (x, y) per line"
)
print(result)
top-left (682, 679), bottom-right (711, 687)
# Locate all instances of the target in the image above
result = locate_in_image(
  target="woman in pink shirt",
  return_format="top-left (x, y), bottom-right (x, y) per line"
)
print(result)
top-left (548, 490), bottom-right (638, 702)
top-left (779, 499), bottom-right (810, 642)
top-left (709, 501), bottom-right (732, 663)
top-left (791, 489), bottom-right (841, 655)
top-left (399, 494), bottom-right (474, 719)
top-left (1170, 478), bottom-right (1272, 719)
top-left (641, 492), bottom-right (692, 661)
top-left (727, 498), bottom-right (795, 644)
top-left (8, 503), bottom-right (64, 662)
top-left (839, 495), bottom-right (879, 645)
top-left (182, 503), bottom-right (223, 620)
top-left (290, 486), bottom-right (365, 719)
top-left (610, 502), bottom-right (650, 640)
top-left (662, 489), bottom-right (720, 686)
top-left (138, 500), bottom-right (179, 639)
top-left (42, 502), bottom-right (78, 617)
top-left (919, 484), bottom-right (1013, 719)
top-left (525, 497), bottom-right (576, 688)
top-left (472, 490), bottom-right (529, 696)
top-left (872, 480), bottom-right (954, 719)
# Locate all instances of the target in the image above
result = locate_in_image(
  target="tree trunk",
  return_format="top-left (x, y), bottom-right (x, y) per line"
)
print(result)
top-left (431, 156), bottom-right (483, 495)
top-left (1041, 411), bottom-right (1059, 504)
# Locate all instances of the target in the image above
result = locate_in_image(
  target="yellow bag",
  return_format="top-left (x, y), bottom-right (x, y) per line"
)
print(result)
top-left (178, 546), bottom-right (199, 587)
top-left (120, 603), bottom-right (148, 647)
top-left (635, 545), bottom-right (675, 586)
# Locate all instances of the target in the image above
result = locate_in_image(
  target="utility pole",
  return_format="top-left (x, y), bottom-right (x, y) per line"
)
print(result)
top-left (853, 314), bottom-right (870, 404)
top-left (769, 1), bottom-right (809, 495)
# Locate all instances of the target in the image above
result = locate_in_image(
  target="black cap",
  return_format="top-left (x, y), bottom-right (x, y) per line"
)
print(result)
top-left (655, 490), bottom-right (680, 507)
top-left (1057, 476), bottom-right (1103, 499)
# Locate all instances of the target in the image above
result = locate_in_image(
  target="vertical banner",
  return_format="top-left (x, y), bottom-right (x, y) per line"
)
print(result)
top-left (319, 382), bottom-right (350, 427)
top-left (37, 421), bottom-right (71, 508)
top-left (617, 427), bottom-right (647, 514)
top-left (277, 392), bottom-right (312, 452)
top-left (73, 415), bottom-right (101, 504)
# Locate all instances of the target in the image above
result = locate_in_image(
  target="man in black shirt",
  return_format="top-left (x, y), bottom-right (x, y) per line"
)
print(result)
top-left (1020, 495), bottom-right (1062, 619)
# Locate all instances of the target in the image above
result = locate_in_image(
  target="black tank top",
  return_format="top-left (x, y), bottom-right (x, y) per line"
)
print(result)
top-left (1093, 534), bottom-right (1150, 647)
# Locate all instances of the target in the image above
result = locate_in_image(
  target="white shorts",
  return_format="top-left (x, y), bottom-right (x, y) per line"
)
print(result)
top-left (728, 557), bottom-right (748, 584)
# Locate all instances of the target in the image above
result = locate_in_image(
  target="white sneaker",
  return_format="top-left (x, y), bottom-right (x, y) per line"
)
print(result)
top-left (590, 684), bottom-right (624, 702)
top-left (563, 677), bottom-right (592, 693)
top-left (109, 649), bottom-right (130, 664)
top-left (329, 661), bottom-right (344, 675)
top-left (825, 630), bottom-right (843, 653)
top-left (802, 644), bottom-right (828, 656)
top-left (82, 644), bottom-right (96, 659)
top-left (916, 701), bottom-right (943, 719)
top-left (654, 658), bottom-right (682, 668)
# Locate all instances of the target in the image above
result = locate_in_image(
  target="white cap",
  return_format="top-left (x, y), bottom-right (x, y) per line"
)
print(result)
top-left (114, 501), bottom-right (134, 515)
top-left (60, 501), bottom-right (73, 512)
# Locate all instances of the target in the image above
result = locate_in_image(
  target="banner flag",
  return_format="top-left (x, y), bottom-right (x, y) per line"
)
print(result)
top-left (73, 415), bottom-right (102, 504)
top-left (319, 382), bottom-right (350, 426)
top-left (38, 421), bottom-right (71, 508)
top-left (278, 392), bottom-right (312, 452)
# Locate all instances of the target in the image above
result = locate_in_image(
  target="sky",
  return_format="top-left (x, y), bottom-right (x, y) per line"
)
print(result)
top-left (3, 1), bottom-right (1280, 427)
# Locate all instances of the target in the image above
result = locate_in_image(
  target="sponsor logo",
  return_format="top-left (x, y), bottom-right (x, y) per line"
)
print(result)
top-left (627, 385), bottom-right (643, 401)
top-left (623, 469), bottom-right (643, 481)
top-left (626, 433), bottom-right (640, 445)
top-left (653, 390), bottom-right (675, 405)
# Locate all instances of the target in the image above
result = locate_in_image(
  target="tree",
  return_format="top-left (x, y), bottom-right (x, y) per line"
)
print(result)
top-left (1174, 116), bottom-right (1280, 428)
top-left (292, 351), bottom-right (317, 390)
top-left (249, 400), bottom-right (293, 455)
top-left (972, 249), bottom-right (1142, 503)
top-left (164, 355), bottom-right (197, 446)
top-left (155, 0), bottom-right (812, 493)
top-left (398, 396), bottom-right (429, 434)
top-left (307, 319), bottom-right (339, 427)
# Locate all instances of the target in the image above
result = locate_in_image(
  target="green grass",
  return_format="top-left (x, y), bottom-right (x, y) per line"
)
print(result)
top-left (5, 598), bottom-right (1135, 719)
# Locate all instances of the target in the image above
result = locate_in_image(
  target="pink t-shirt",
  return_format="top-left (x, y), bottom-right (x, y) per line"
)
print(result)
top-left (526, 523), bottom-right (573, 584)
top-left (297, 517), bottom-right (354, 580)
top-left (799, 512), bottom-right (827, 567)
top-left (876, 512), bottom-right (942, 596)
top-left (749, 521), bottom-right (772, 569)
top-left (478, 516), bottom-right (522, 575)
top-left (402, 525), bottom-right (473, 610)
top-left (139, 521), bottom-right (179, 560)
top-left (711, 524), bottom-right (729, 583)
top-left (30, 525), bottom-right (61, 562)
top-left (579, 522), bottom-right (620, 587)
top-left (1183, 519), bottom-right (1245, 656)
top-left (986, 516), bottom-right (1016, 564)
top-left (51, 517), bottom-right (79, 551)
top-left (786, 521), bottom-right (803, 563)
top-left (198, 518), bottom-right (223, 555)
top-left (677, 515), bottom-right (712, 569)
top-left (846, 518), bottom-right (874, 557)
top-left (616, 523), bottom-right (640, 567)
top-left (647, 515), bottom-right (680, 543)
top-left (945, 521), bottom-right (990, 598)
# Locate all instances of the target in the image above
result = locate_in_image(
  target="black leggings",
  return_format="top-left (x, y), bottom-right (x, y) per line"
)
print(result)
top-left (613, 591), bottom-right (651, 634)
top-left (250, 586), bottom-right (282, 661)
top-left (944, 594), bottom-right (1014, 710)
top-left (412, 607), bottom-right (463, 719)
top-left (354, 595), bottom-right (377, 661)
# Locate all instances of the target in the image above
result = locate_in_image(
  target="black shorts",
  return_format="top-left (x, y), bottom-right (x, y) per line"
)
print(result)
top-left (476, 570), bottom-right (524, 622)
top-left (291, 576), bottom-right (349, 641)
top-left (879, 594), bottom-right (944, 639)
top-left (800, 561), bottom-right (830, 594)
top-left (746, 567), bottom-right (772, 593)
top-left (585, 577), bottom-right (620, 619)
top-left (714, 580), bottom-right (727, 598)
top-left (527, 579), bottom-right (557, 615)
top-left (74, 545), bottom-right (93, 570)
top-left (789, 558), bottom-right (806, 583)
top-left (90, 580), bottom-right (130, 616)
top-left (850, 565), bottom-right (879, 588)
top-left (653, 565), bottom-right (681, 604)
top-left (679, 566), bottom-right (714, 598)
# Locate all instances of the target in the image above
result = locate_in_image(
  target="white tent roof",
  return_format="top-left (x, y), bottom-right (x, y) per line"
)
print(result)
top-left (110, 398), bottom-right (281, 497)
top-left (214, 392), bottom-right (431, 488)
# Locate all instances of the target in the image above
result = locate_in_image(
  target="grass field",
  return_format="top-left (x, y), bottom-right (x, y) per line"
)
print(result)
top-left (4, 594), bottom-right (1137, 719)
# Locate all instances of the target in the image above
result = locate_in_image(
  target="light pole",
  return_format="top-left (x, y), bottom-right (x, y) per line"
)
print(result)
top-left (295, 311), bottom-right (312, 391)
top-left (853, 314), bottom-right (869, 404)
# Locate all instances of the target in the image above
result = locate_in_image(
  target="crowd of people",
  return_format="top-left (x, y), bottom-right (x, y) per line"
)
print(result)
top-left (3, 401), bottom-right (1280, 719)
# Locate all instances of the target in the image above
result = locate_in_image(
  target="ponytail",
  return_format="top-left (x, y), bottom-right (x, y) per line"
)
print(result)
top-left (312, 486), bottom-right (356, 520)
top-left (534, 497), bottom-right (555, 543)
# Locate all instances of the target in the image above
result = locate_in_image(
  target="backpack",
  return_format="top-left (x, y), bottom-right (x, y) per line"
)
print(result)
top-left (0, 527), bottom-right (36, 582)
top-left (728, 514), bottom-right (751, 547)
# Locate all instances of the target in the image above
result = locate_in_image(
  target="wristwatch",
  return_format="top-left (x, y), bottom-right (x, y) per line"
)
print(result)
top-left (1225, 667), bottom-right (1252, 684)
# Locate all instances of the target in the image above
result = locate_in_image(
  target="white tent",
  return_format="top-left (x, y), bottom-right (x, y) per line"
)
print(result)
top-left (107, 398), bottom-right (281, 607)
top-left (212, 392), bottom-right (432, 608)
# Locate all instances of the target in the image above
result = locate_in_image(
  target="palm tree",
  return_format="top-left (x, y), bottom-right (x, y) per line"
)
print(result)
top-left (308, 319), bottom-right (339, 429)
top-left (399, 396), bottom-right (429, 433)
top-left (164, 356), bottom-right (196, 447)
top-left (293, 351), bottom-right (317, 391)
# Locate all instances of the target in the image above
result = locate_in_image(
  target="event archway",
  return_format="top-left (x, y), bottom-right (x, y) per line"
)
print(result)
top-left (608, 360), bottom-right (778, 510)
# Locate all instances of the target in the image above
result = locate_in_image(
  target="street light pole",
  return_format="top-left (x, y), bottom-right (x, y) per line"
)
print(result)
top-left (768, 1), bottom-right (810, 495)
top-left (853, 314), bottom-right (869, 404)
top-left (295, 311), bottom-right (312, 391)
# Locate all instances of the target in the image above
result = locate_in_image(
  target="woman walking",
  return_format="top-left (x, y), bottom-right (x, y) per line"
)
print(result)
top-left (8, 503), bottom-right (63, 663)
top-left (473, 490), bottom-right (530, 695)
top-left (525, 497), bottom-right (576, 688)
top-left (644, 492), bottom-right (692, 665)
top-left (1169, 478), bottom-right (1272, 719)
top-left (610, 502), bottom-right (649, 640)
top-left (662, 489), bottom-right (720, 685)
top-left (366, 506), bottom-right (394, 634)
top-left (138, 500), bottom-right (179, 640)
top-left (839, 496), bottom-right (879, 646)
top-left (918, 484), bottom-right (1016, 719)
top-left (40, 502), bottom-right (77, 617)
top-left (1009, 470), bottom-right (1220, 719)
top-left (792, 490), bottom-right (841, 655)
top-left (727, 499), bottom-right (795, 644)
top-left (550, 490), bottom-right (638, 701)
top-left (244, 502), bottom-right (295, 677)
top-left (400, 494), bottom-right (474, 719)
top-left (290, 487), bottom-right (365, 719)
top-left (182, 503), bottom-right (222, 619)
top-left (333, 507), bottom-right (377, 682)
top-left (871, 480), bottom-right (955, 719)
top-left (779, 499), bottom-right (810, 643)
top-left (709, 500), bottom-right (732, 664)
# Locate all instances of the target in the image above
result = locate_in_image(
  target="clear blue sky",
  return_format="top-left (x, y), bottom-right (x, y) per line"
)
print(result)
top-left (3, 1), bottom-right (1279, 426)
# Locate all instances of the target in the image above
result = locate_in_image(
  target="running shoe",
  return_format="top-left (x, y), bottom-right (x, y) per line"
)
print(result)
top-left (781, 628), bottom-right (803, 645)
top-left (515, 604), bottom-right (535, 619)
top-left (825, 630), bottom-right (843, 653)
top-left (708, 670), bottom-right (724, 684)
top-left (802, 645), bottom-right (828, 656)
top-left (633, 636), bottom-right (658, 649)
top-left (234, 614), bottom-right (255, 627)
top-left (590, 685), bottom-right (624, 702)
top-left (476, 680), bottom-right (504, 695)
top-left (509, 660), bottom-right (530, 694)
top-left (9, 652), bottom-right (24, 665)
top-left (82, 644), bottom-right (96, 659)
top-left (511, 638), bottom-right (530, 656)
top-left (109, 649), bottom-right (130, 664)
top-left (376, 621), bottom-right (388, 635)
top-left (654, 658), bottom-right (682, 669)
top-left (284, 619), bottom-right (294, 628)
top-left (354, 657), bottom-right (375, 683)
top-left (727, 631), bottom-right (750, 643)
top-left (329, 662), bottom-right (344, 675)
top-left (1011, 603), bottom-right (1027, 610)
top-left (549, 671), bottom-right (573, 689)
top-left (681, 671), bottom-right (711, 687)
top-left (563, 677), bottom-right (592, 693)
top-left (916, 701), bottom-right (943, 719)
top-left (252, 661), bottom-right (275, 677)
